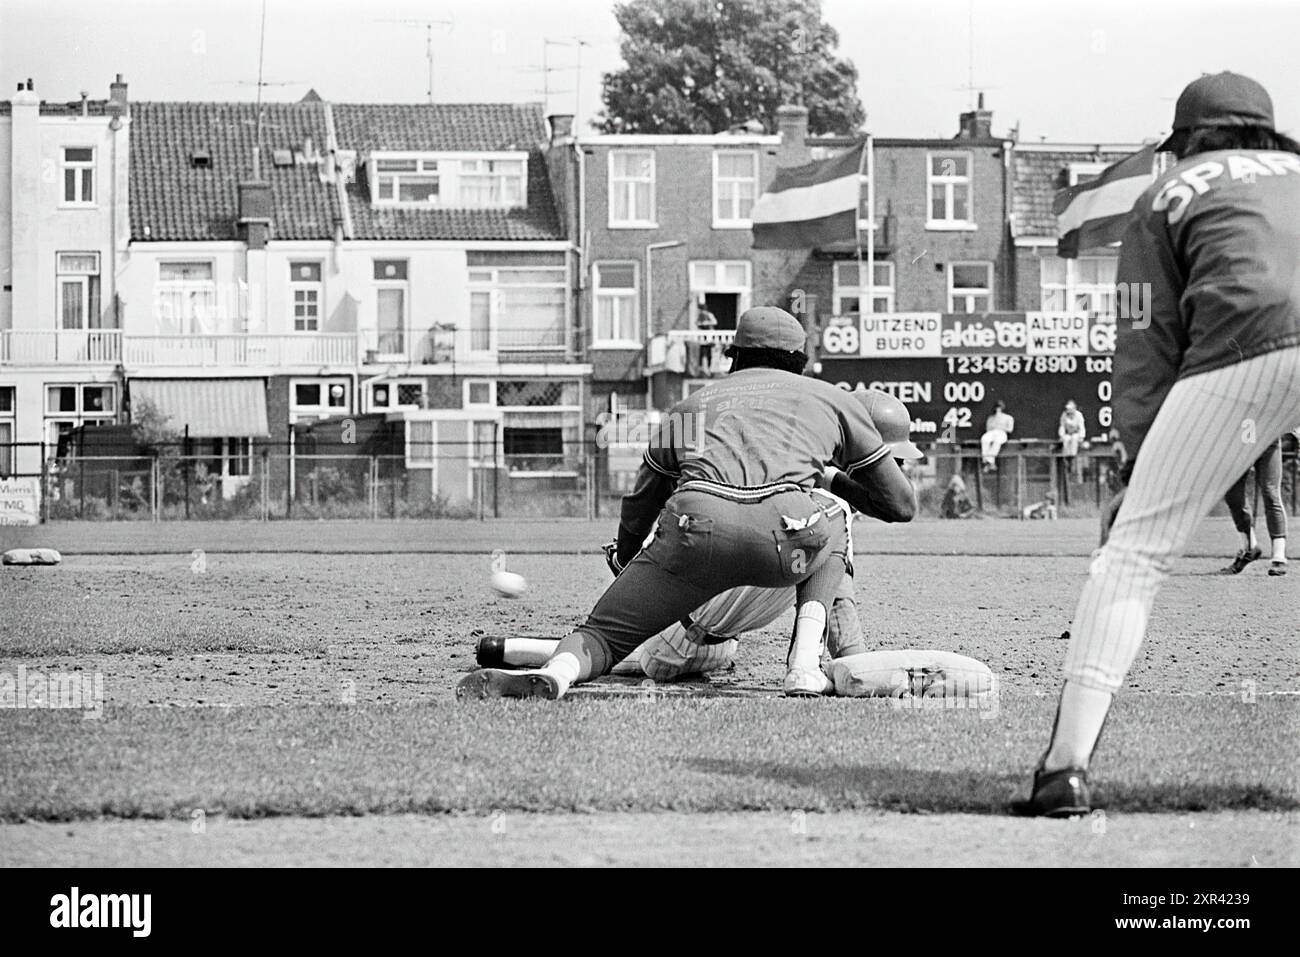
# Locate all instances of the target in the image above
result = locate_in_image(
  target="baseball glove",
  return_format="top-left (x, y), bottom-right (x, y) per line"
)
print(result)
top-left (601, 540), bottom-right (626, 577)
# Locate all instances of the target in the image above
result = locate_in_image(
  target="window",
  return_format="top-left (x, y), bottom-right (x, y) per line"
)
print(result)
top-left (713, 151), bottom-right (758, 227)
top-left (0, 386), bottom-right (14, 476)
top-left (459, 158), bottom-right (525, 207)
top-left (372, 260), bottom-right (409, 355)
top-left (609, 150), bottom-right (655, 226)
top-left (833, 261), bottom-right (895, 316)
top-left (927, 152), bottom-right (974, 228)
top-left (1041, 256), bottom-right (1118, 317)
top-left (375, 157), bottom-right (439, 203)
top-left (369, 153), bottom-right (528, 208)
top-left (61, 147), bottom-right (95, 205)
top-left (948, 262), bottom-right (993, 313)
top-left (593, 263), bottom-right (639, 345)
top-left (369, 379), bottom-right (426, 411)
top-left (290, 262), bottom-right (322, 332)
top-left (44, 383), bottom-right (116, 445)
top-left (503, 427), bottom-right (563, 456)
top-left (1068, 162), bottom-right (1108, 187)
top-left (156, 261), bottom-right (216, 332)
top-left (466, 267), bottom-right (568, 353)
top-left (495, 380), bottom-right (581, 474)
top-left (57, 252), bottom-right (102, 330)
top-left (465, 380), bottom-right (494, 407)
top-left (214, 437), bottom-right (252, 477)
top-left (689, 261), bottom-right (752, 331)
top-left (290, 378), bottom-right (349, 420)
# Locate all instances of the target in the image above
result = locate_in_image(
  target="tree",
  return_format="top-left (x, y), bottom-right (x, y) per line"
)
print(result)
top-left (598, 0), bottom-right (865, 136)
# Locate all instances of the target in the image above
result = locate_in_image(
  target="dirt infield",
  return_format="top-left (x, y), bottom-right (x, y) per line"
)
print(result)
top-left (1, 517), bottom-right (1296, 865)
top-left (3, 811), bottom-right (1291, 867)
top-left (0, 515), bottom-right (1273, 557)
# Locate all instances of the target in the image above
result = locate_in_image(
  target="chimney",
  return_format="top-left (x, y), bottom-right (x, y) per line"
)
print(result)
top-left (238, 180), bottom-right (273, 250)
top-left (776, 104), bottom-right (809, 166)
top-left (547, 113), bottom-right (574, 143)
top-left (80, 91), bottom-right (89, 117)
top-left (108, 73), bottom-right (128, 117)
top-left (957, 91), bottom-right (993, 140)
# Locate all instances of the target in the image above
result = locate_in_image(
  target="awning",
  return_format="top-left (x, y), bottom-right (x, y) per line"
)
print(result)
top-left (131, 379), bottom-right (270, 438)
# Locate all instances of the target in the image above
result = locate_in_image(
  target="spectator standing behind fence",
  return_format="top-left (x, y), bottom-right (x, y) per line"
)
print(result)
top-left (981, 400), bottom-right (1015, 473)
top-left (1221, 436), bottom-right (1288, 576)
top-left (1058, 400), bottom-right (1086, 483)
top-left (695, 300), bottom-right (719, 371)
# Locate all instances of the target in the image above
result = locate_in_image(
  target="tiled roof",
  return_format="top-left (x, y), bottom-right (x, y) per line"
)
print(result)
top-left (130, 101), bottom-right (341, 241)
top-left (128, 100), bottom-right (562, 243)
top-left (334, 103), bottom-right (562, 240)
top-left (332, 103), bottom-right (547, 152)
top-left (1012, 147), bottom-right (1136, 238)
top-left (343, 147), bottom-right (562, 241)
top-left (130, 102), bottom-right (341, 241)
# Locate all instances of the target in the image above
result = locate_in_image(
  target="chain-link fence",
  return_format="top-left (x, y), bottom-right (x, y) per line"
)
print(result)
top-left (4, 437), bottom-right (1297, 523)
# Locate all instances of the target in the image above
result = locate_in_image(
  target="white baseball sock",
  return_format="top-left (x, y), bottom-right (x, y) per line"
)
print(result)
top-left (788, 602), bottom-right (827, 672)
top-left (503, 637), bottom-right (558, 667)
top-left (1043, 681), bottom-right (1113, 772)
top-left (1271, 537), bottom-right (1287, 562)
top-left (537, 652), bottom-right (581, 696)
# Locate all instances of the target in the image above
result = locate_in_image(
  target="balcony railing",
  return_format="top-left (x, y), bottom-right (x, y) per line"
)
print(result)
top-left (656, 329), bottom-right (735, 376)
top-left (123, 335), bottom-right (357, 369)
top-left (1, 330), bottom-right (122, 364)
top-left (364, 325), bottom-right (572, 365)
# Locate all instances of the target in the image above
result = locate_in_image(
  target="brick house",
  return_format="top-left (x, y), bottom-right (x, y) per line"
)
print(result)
top-left (117, 93), bottom-right (585, 507)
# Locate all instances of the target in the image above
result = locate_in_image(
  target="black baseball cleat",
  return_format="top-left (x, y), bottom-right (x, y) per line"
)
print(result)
top-left (475, 635), bottom-right (507, 668)
top-left (1222, 546), bottom-right (1263, 574)
top-left (455, 668), bottom-right (559, 701)
top-left (1012, 767), bottom-right (1092, 818)
top-left (1268, 561), bottom-right (1288, 577)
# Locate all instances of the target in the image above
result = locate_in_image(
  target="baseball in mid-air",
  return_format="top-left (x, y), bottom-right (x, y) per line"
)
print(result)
top-left (490, 570), bottom-right (528, 598)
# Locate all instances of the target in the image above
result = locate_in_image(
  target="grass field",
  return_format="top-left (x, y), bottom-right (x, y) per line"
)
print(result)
top-left (1, 517), bottom-right (1297, 866)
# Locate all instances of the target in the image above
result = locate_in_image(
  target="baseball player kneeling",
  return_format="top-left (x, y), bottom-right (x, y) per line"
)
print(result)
top-left (476, 390), bottom-right (925, 690)
top-left (456, 307), bottom-right (912, 701)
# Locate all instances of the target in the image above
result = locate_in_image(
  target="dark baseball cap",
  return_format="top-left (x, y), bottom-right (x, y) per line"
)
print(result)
top-left (1157, 71), bottom-right (1275, 151)
top-left (728, 306), bottom-right (807, 353)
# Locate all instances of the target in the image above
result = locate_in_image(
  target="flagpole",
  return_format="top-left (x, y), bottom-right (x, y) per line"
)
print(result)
top-left (866, 133), bottom-right (875, 316)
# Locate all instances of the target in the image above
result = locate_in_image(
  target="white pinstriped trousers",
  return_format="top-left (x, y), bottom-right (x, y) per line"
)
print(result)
top-left (1065, 346), bottom-right (1300, 692)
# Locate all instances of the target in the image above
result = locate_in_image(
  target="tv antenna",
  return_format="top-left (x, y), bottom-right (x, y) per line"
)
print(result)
top-left (377, 17), bottom-right (455, 103)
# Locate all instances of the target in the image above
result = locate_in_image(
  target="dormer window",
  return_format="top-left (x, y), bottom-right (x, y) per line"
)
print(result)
top-left (368, 152), bottom-right (527, 208)
top-left (459, 158), bottom-right (524, 206)
top-left (375, 157), bottom-right (440, 203)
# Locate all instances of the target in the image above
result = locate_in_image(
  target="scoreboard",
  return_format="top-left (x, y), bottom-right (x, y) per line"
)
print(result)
top-left (813, 312), bottom-right (1117, 443)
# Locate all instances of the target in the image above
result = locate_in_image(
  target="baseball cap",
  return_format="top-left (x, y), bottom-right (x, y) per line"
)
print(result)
top-left (1157, 72), bottom-right (1275, 152)
top-left (728, 306), bottom-right (807, 353)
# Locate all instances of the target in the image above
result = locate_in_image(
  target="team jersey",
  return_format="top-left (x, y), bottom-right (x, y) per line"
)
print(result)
top-left (1114, 149), bottom-right (1300, 457)
top-left (614, 368), bottom-right (887, 562)
top-left (646, 368), bottom-right (887, 486)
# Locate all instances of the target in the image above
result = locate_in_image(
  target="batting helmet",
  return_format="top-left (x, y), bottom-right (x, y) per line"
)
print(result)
top-left (855, 389), bottom-right (924, 460)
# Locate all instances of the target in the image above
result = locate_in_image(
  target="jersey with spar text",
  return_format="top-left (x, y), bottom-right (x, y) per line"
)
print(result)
top-left (642, 368), bottom-right (889, 487)
top-left (1114, 149), bottom-right (1300, 456)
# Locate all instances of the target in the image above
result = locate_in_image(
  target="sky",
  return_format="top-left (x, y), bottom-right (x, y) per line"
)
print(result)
top-left (1, 0), bottom-right (1297, 144)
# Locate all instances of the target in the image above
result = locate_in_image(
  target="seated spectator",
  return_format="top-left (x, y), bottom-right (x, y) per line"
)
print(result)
top-left (1022, 490), bottom-right (1059, 520)
top-left (941, 474), bottom-right (977, 519)
top-left (981, 400), bottom-right (1014, 473)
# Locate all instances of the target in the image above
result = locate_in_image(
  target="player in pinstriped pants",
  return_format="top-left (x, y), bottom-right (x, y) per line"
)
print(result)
top-left (1018, 71), bottom-right (1300, 816)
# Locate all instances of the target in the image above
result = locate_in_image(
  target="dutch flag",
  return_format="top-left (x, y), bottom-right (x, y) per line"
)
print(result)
top-left (751, 140), bottom-right (867, 250)
top-left (1053, 144), bottom-right (1159, 258)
